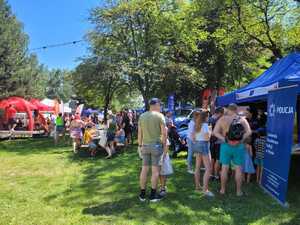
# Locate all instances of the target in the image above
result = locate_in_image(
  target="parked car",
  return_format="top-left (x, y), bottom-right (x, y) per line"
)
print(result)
top-left (174, 109), bottom-right (193, 129)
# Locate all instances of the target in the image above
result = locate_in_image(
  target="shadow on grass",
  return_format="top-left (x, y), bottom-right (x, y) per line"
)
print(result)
top-left (16, 138), bottom-right (296, 224)
top-left (0, 138), bottom-right (71, 155)
top-left (81, 195), bottom-right (197, 225)
top-left (77, 150), bottom-right (300, 225)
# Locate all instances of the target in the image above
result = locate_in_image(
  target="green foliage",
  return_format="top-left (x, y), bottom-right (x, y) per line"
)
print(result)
top-left (0, 0), bottom-right (28, 97)
top-left (75, 0), bottom-right (300, 106)
top-left (111, 90), bottom-right (144, 111)
top-left (46, 69), bottom-right (73, 102)
top-left (88, 0), bottom-right (206, 107)
top-left (72, 50), bottom-right (126, 118)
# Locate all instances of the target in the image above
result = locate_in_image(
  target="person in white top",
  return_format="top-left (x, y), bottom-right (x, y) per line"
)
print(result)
top-left (191, 110), bottom-right (214, 197)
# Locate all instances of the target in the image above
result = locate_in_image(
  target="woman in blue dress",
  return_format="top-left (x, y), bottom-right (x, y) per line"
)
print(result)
top-left (242, 137), bottom-right (255, 183)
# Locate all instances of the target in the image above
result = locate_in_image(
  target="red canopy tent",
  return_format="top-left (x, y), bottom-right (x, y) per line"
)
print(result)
top-left (29, 99), bottom-right (54, 112)
top-left (0, 97), bottom-right (37, 131)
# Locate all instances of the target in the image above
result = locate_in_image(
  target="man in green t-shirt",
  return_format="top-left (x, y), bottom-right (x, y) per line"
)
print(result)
top-left (138, 98), bottom-right (167, 202)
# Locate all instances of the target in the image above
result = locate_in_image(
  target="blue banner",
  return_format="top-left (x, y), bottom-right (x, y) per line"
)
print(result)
top-left (261, 86), bottom-right (297, 206)
top-left (167, 94), bottom-right (175, 113)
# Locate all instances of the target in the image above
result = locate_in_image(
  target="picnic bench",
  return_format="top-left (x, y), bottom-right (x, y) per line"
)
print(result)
top-left (0, 130), bottom-right (45, 139)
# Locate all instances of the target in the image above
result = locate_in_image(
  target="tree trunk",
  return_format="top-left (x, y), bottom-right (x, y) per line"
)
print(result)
top-left (103, 76), bottom-right (116, 123)
top-left (143, 94), bottom-right (149, 111)
top-left (271, 47), bottom-right (283, 60)
top-left (103, 93), bottom-right (110, 123)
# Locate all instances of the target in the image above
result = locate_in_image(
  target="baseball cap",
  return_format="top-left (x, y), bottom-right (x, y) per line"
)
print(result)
top-left (149, 98), bottom-right (161, 105)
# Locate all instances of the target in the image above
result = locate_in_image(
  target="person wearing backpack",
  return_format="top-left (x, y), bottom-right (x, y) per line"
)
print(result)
top-left (213, 103), bottom-right (251, 196)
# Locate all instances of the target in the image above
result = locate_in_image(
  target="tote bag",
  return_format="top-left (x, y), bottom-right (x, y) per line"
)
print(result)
top-left (160, 153), bottom-right (174, 176)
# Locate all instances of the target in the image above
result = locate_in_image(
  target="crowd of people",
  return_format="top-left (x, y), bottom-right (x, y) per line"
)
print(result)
top-left (0, 104), bottom-right (51, 132)
top-left (51, 109), bottom-right (138, 159)
top-left (2, 98), bottom-right (268, 203)
top-left (138, 98), bottom-right (267, 202)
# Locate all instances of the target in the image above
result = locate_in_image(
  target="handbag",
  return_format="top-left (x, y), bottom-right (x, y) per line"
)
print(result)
top-left (160, 153), bottom-right (174, 176)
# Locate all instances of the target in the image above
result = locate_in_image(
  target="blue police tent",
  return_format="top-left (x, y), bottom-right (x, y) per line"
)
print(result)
top-left (216, 52), bottom-right (300, 207)
top-left (216, 52), bottom-right (300, 106)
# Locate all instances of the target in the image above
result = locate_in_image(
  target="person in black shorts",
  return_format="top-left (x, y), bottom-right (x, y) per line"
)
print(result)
top-left (123, 110), bottom-right (133, 145)
top-left (209, 107), bottom-right (224, 180)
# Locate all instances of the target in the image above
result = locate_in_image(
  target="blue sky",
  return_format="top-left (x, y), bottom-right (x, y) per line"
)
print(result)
top-left (8, 0), bottom-right (102, 70)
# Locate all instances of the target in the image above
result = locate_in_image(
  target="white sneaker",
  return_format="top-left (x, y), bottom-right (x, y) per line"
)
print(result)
top-left (187, 169), bottom-right (194, 174)
top-left (204, 191), bottom-right (215, 197)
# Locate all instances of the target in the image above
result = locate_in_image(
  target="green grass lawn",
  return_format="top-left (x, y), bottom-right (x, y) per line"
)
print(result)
top-left (0, 138), bottom-right (299, 225)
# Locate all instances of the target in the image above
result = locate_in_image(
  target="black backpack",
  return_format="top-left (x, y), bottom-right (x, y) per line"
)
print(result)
top-left (226, 117), bottom-right (245, 141)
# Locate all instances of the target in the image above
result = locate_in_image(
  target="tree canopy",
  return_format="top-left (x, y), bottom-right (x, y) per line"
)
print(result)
top-left (1, 0), bottom-right (299, 108)
top-left (72, 0), bottom-right (299, 108)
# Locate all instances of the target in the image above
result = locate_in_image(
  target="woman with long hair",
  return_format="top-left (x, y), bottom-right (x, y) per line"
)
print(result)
top-left (69, 114), bottom-right (84, 153)
top-left (191, 110), bottom-right (214, 197)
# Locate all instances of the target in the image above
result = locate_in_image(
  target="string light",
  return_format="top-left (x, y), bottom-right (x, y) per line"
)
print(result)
top-left (29, 40), bottom-right (84, 52)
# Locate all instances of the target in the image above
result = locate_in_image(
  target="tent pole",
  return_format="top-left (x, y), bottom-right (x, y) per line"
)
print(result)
top-left (297, 100), bottom-right (300, 143)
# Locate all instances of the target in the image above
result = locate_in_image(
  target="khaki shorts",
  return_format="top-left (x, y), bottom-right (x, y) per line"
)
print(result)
top-left (142, 144), bottom-right (163, 166)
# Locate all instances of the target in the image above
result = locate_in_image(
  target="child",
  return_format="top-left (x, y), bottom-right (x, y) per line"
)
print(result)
top-left (83, 126), bottom-right (97, 157)
top-left (243, 137), bottom-right (255, 183)
top-left (254, 128), bottom-right (266, 183)
top-left (159, 128), bottom-right (173, 197)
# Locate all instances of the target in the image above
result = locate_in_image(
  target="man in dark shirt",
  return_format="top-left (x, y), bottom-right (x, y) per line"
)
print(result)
top-left (123, 110), bottom-right (133, 145)
top-left (209, 107), bottom-right (224, 180)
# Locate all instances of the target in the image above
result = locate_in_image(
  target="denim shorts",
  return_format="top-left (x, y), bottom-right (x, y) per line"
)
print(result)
top-left (89, 142), bottom-right (97, 150)
top-left (107, 131), bottom-right (115, 142)
top-left (141, 144), bottom-right (163, 166)
top-left (56, 126), bottom-right (64, 133)
top-left (115, 136), bottom-right (126, 144)
top-left (254, 158), bottom-right (264, 166)
top-left (191, 141), bottom-right (210, 156)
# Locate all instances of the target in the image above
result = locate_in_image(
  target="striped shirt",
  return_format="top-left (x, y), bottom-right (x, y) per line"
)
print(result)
top-left (254, 137), bottom-right (266, 160)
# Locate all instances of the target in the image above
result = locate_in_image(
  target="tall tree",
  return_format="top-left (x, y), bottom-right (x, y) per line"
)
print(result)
top-left (73, 32), bottom-right (128, 119)
top-left (13, 54), bottom-right (48, 98)
top-left (46, 69), bottom-right (73, 102)
top-left (0, 0), bottom-right (28, 97)
top-left (89, 0), bottom-right (202, 108)
top-left (229, 0), bottom-right (300, 59)
top-left (86, 0), bottom-right (300, 106)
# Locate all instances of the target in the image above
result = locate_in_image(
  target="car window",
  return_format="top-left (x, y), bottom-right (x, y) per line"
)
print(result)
top-left (176, 109), bottom-right (192, 117)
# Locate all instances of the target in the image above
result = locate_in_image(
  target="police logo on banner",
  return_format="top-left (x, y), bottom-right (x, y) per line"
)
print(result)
top-left (261, 86), bottom-right (297, 206)
top-left (269, 104), bottom-right (276, 117)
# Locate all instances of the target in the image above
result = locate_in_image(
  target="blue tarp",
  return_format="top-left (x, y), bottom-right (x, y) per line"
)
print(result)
top-left (216, 52), bottom-right (300, 106)
top-left (82, 108), bottom-right (100, 117)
